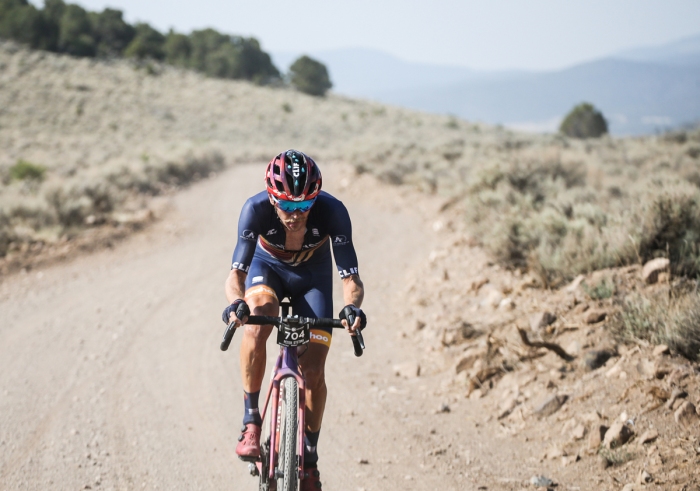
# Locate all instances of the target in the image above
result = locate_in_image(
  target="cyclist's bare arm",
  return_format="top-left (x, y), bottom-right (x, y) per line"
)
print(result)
top-left (225, 269), bottom-right (248, 325)
top-left (341, 274), bottom-right (364, 332)
top-left (225, 268), bottom-right (247, 303)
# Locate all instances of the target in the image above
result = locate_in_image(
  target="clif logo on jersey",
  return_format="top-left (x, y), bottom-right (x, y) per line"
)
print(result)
top-left (338, 267), bottom-right (358, 278)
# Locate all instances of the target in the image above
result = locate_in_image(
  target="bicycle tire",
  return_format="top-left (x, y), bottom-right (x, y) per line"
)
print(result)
top-left (277, 377), bottom-right (299, 491)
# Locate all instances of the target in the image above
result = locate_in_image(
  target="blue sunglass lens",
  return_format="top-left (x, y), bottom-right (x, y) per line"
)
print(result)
top-left (276, 198), bottom-right (315, 213)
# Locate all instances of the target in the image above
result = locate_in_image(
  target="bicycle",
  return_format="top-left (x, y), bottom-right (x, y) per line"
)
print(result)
top-left (220, 300), bottom-right (365, 491)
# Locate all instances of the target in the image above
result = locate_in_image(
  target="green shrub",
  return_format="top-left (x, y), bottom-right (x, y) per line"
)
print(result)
top-left (58, 3), bottom-right (95, 56)
top-left (289, 55), bottom-right (332, 96)
top-left (0, 2), bottom-right (280, 84)
top-left (45, 181), bottom-right (118, 227)
top-left (164, 30), bottom-right (191, 67)
top-left (637, 183), bottom-right (700, 277)
top-left (582, 277), bottom-right (615, 300)
top-left (182, 29), bottom-right (279, 83)
top-left (145, 151), bottom-right (225, 187)
top-left (90, 7), bottom-right (134, 57)
top-left (611, 289), bottom-right (700, 361)
top-left (9, 159), bottom-right (46, 181)
top-left (0, 0), bottom-right (52, 50)
top-left (123, 22), bottom-right (164, 60)
top-left (560, 102), bottom-right (608, 139)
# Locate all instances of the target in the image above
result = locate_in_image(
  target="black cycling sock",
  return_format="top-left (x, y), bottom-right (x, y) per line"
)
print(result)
top-left (303, 429), bottom-right (320, 467)
top-left (242, 390), bottom-right (262, 426)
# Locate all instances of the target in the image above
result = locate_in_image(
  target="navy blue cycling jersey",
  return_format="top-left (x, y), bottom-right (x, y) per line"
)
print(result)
top-left (231, 191), bottom-right (359, 279)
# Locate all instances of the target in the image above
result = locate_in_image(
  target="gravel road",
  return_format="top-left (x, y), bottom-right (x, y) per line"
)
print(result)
top-left (1, 164), bottom-right (511, 491)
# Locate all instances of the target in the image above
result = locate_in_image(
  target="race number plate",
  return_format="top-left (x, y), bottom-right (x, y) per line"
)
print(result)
top-left (277, 324), bottom-right (310, 347)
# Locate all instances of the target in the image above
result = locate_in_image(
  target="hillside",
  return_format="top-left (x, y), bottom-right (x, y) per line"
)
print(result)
top-left (0, 40), bottom-right (490, 272)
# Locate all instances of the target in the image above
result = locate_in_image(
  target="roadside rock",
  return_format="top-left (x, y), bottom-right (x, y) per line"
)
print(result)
top-left (652, 344), bottom-right (669, 357)
top-left (481, 288), bottom-right (503, 309)
top-left (668, 367), bottom-right (690, 386)
top-left (665, 388), bottom-right (687, 409)
top-left (530, 311), bottom-right (556, 331)
top-left (674, 401), bottom-right (698, 427)
top-left (498, 297), bottom-right (515, 310)
top-left (638, 428), bottom-right (659, 444)
top-left (530, 475), bottom-right (554, 488)
top-left (642, 258), bottom-right (670, 284)
top-left (565, 274), bottom-right (585, 292)
top-left (571, 423), bottom-right (586, 441)
top-left (603, 421), bottom-right (634, 449)
top-left (654, 360), bottom-right (672, 379)
top-left (470, 276), bottom-right (489, 292)
top-left (637, 469), bottom-right (652, 485)
top-left (584, 309), bottom-right (607, 324)
top-left (534, 394), bottom-right (568, 418)
top-left (588, 424), bottom-right (608, 450)
top-left (582, 349), bottom-right (615, 371)
top-left (573, 302), bottom-right (590, 315)
top-left (635, 359), bottom-right (656, 378)
top-left (498, 395), bottom-right (519, 420)
top-left (545, 444), bottom-right (565, 460)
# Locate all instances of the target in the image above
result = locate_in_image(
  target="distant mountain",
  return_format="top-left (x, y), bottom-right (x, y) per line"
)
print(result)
top-left (615, 33), bottom-right (700, 66)
top-left (274, 35), bottom-right (700, 135)
top-left (272, 48), bottom-right (478, 95)
top-left (373, 58), bottom-right (700, 135)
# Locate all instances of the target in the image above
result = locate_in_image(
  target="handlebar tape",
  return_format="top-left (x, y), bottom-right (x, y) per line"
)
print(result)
top-left (220, 321), bottom-right (237, 351)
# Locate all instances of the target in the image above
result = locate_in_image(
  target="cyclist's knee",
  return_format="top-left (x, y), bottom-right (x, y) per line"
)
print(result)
top-left (242, 323), bottom-right (272, 345)
top-left (303, 365), bottom-right (326, 390)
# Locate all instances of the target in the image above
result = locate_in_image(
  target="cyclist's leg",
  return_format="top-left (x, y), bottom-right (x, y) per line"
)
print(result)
top-left (240, 257), bottom-right (283, 394)
top-left (292, 265), bottom-right (333, 471)
top-left (237, 257), bottom-right (284, 460)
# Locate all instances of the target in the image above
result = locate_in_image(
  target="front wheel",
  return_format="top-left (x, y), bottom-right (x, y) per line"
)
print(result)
top-left (277, 377), bottom-right (299, 491)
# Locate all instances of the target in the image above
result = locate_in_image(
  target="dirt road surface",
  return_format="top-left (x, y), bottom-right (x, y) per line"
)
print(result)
top-left (0, 164), bottom-right (532, 491)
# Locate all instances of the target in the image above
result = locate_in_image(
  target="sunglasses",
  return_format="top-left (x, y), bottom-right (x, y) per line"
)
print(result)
top-left (271, 196), bottom-right (316, 213)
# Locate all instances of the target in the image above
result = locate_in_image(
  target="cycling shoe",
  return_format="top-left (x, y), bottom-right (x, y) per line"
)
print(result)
top-left (236, 424), bottom-right (261, 461)
top-left (301, 467), bottom-right (322, 490)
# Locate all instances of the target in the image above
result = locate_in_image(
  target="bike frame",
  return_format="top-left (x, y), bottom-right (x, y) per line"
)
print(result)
top-left (256, 304), bottom-right (307, 482)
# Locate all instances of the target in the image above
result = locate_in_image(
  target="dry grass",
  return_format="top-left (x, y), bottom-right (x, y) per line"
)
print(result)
top-left (611, 282), bottom-right (700, 361)
top-left (0, 41), bottom-right (483, 258)
top-left (3, 39), bottom-right (700, 292)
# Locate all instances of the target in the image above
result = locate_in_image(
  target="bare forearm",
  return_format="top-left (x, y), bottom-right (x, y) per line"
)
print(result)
top-left (225, 269), bottom-right (248, 304)
top-left (342, 275), bottom-right (364, 307)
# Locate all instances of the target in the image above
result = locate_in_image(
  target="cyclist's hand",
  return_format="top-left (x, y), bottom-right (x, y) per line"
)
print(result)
top-left (339, 305), bottom-right (366, 335)
top-left (222, 299), bottom-right (250, 326)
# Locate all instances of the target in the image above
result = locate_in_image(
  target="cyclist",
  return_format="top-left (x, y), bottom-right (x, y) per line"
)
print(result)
top-left (222, 149), bottom-right (366, 490)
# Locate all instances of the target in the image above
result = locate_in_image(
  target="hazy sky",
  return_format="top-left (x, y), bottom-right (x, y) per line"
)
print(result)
top-left (47, 0), bottom-right (700, 71)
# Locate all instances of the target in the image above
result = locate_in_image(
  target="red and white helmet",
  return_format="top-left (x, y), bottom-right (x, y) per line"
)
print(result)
top-left (265, 150), bottom-right (322, 201)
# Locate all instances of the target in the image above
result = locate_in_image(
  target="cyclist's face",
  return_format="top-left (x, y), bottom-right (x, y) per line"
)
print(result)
top-left (272, 201), bottom-right (310, 232)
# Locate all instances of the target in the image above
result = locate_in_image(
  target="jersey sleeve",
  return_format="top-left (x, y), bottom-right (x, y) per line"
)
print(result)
top-left (328, 200), bottom-right (359, 279)
top-left (230, 198), bottom-right (260, 273)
